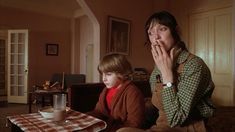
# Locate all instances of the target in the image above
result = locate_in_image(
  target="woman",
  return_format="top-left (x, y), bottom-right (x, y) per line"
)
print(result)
top-left (118, 11), bottom-right (215, 132)
top-left (87, 53), bottom-right (145, 132)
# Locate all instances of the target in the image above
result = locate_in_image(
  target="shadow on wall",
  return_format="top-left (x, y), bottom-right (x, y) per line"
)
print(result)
top-left (50, 73), bottom-right (86, 89)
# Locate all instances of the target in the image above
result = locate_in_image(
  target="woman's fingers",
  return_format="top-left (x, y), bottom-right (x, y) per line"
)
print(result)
top-left (151, 49), bottom-right (157, 62)
top-left (170, 47), bottom-right (175, 60)
top-left (156, 40), bottom-right (168, 58)
top-left (155, 44), bottom-right (162, 57)
top-left (151, 45), bottom-right (157, 57)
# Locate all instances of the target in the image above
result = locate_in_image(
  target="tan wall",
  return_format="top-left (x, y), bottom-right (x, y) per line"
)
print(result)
top-left (0, 6), bottom-right (72, 90)
top-left (73, 18), bottom-right (81, 73)
top-left (84, 0), bottom-right (155, 73)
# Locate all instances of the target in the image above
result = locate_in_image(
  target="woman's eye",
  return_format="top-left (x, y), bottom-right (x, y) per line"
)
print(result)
top-left (160, 27), bottom-right (167, 31)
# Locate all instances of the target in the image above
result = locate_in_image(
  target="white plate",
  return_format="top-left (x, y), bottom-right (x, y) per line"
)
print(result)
top-left (39, 106), bottom-right (54, 119)
top-left (39, 106), bottom-right (71, 119)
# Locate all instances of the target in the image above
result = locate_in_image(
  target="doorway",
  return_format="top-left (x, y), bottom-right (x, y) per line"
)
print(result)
top-left (7, 29), bottom-right (29, 104)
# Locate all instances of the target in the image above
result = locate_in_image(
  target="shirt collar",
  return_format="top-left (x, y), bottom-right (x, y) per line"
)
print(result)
top-left (176, 50), bottom-right (190, 65)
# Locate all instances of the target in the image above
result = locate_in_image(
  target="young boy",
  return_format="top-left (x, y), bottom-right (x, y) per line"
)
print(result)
top-left (87, 53), bottom-right (145, 132)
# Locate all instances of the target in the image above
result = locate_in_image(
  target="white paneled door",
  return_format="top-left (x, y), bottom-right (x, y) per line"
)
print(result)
top-left (189, 7), bottom-right (233, 106)
top-left (7, 30), bottom-right (28, 104)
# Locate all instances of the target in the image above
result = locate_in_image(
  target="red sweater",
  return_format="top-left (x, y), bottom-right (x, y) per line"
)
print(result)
top-left (106, 87), bottom-right (118, 111)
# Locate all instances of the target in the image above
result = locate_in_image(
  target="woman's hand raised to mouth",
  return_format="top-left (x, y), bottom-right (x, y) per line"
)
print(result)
top-left (151, 41), bottom-right (181, 83)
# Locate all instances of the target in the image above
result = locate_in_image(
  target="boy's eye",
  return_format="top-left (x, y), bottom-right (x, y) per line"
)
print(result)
top-left (105, 72), bottom-right (112, 76)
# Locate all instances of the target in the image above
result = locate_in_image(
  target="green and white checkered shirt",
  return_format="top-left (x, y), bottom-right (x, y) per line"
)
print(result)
top-left (150, 50), bottom-right (215, 127)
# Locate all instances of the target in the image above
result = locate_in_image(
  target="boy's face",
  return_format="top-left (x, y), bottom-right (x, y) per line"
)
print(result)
top-left (102, 72), bottom-right (122, 88)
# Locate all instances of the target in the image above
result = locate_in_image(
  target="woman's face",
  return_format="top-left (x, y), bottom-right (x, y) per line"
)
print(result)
top-left (148, 22), bottom-right (175, 52)
top-left (102, 72), bottom-right (122, 88)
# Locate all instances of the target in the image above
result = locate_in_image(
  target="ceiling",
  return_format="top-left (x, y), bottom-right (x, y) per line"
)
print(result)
top-left (0, 0), bottom-right (81, 18)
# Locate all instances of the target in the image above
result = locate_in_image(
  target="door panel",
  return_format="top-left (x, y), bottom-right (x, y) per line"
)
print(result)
top-left (7, 30), bottom-right (28, 104)
top-left (189, 7), bottom-right (233, 106)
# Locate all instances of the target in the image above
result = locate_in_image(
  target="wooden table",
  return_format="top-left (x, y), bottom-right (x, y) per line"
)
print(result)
top-left (28, 89), bottom-right (67, 113)
top-left (7, 109), bottom-right (107, 132)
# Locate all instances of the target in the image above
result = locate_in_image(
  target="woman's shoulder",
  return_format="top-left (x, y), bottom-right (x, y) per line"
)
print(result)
top-left (183, 53), bottom-right (210, 74)
top-left (186, 54), bottom-right (207, 67)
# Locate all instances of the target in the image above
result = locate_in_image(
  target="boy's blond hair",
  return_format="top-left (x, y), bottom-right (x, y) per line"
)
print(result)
top-left (98, 53), bottom-right (133, 80)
